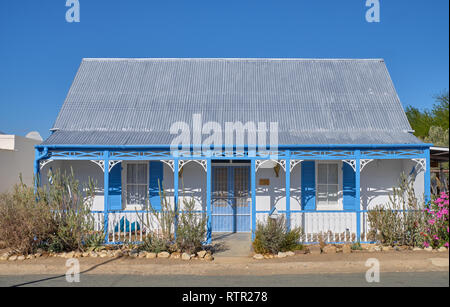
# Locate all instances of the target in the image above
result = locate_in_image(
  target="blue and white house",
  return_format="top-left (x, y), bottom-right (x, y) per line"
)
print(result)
top-left (35, 58), bottom-right (431, 244)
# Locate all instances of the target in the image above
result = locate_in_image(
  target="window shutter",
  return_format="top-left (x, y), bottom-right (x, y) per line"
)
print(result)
top-left (149, 161), bottom-right (164, 210)
top-left (301, 161), bottom-right (316, 210)
top-left (342, 163), bottom-right (356, 210)
top-left (108, 163), bottom-right (122, 211)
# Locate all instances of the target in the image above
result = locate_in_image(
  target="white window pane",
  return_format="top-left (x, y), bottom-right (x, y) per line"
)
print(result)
top-left (127, 185), bottom-right (136, 204)
top-left (328, 185), bottom-right (338, 205)
top-left (318, 164), bottom-right (327, 184)
top-left (127, 164), bottom-right (136, 184)
top-left (317, 184), bottom-right (328, 198)
top-left (328, 164), bottom-right (338, 184)
top-left (137, 164), bottom-right (147, 184)
top-left (138, 185), bottom-right (147, 205)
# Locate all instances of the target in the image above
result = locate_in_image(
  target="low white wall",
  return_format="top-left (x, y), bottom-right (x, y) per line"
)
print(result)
top-left (0, 135), bottom-right (41, 193)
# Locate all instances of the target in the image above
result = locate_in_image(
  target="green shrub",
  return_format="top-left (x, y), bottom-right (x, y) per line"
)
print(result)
top-left (43, 169), bottom-right (96, 252)
top-left (0, 181), bottom-right (57, 254)
top-left (140, 232), bottom-right (170, 253)
top-left (0, 170), bottom-right (97, 254)
top-left (252, 215), bottom-right (303, 254)
top-left (175, 197), bottom-right (206, 254)
top-left (368, 173), bottom-right (426, 247)
top-left (351, 242), bottom-right (363, 250)
top-left (138, 181), bottom-right (176, 242)
top-left (83, 231), bottom-right (106, 252)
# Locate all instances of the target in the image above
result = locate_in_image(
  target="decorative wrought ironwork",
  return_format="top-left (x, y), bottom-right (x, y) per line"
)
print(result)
top-left (161, 160), bottom-right (175, 172)
top-left (43, 148), bottom-right (427, 163)
top-left (39, 159), bottom-right (54, 170)
top-left (343, 160), bottom-right (356, 171)
top-left (361, 149), bottom-right (425, 159)
top-left (290, 159), bottom-right (303, 172)
top-left (412, 158), bottom-right (426, 172)
top-left (179, 160), bottom-right (207, 172)
top-left (291, 150), bottom-right (355, 160)
top-left (360, 159), bottom-right (374, 171)
top-left (255, 160), bottom-right (286, 172)
top-left (89, 160), bottom-right (122, 172)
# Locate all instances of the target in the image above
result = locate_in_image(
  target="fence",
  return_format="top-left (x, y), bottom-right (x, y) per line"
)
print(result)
top-left (91, 209), bottom-right (377, 244)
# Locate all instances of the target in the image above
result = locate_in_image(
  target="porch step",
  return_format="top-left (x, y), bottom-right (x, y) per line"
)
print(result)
top-left (211, 233), bottom-right (252, 258)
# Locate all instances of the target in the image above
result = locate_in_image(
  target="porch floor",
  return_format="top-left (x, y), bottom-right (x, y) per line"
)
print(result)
top-left (211, 233), bottom-right (252, 258)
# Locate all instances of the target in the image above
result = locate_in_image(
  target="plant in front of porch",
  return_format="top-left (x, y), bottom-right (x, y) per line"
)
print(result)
top-left (44, 169), bottom-right (97, 253)
top-left (252, 215), bottom-right (303, 254)
top-left (0, 170), bottom-right (98, 254)
top-left (0, 180), bottom-right (56, 255)
top-left (137, 184), bottom-right (207, 254)
top-left (367, 173), bottom-right (427, 247)
top-left (422, 192), bottom-right (449, 249)
top-left (175, 197), bottom-right (207, 254)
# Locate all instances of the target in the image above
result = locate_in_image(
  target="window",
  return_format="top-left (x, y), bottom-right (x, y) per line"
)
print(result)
top-left (317, 163), bottom-right (339, 207)
top-left (125, 163), bottom-right (148, 206)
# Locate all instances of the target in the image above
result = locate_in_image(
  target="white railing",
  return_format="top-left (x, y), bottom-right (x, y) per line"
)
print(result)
top-left (91, 210), bottom-right (376, 244)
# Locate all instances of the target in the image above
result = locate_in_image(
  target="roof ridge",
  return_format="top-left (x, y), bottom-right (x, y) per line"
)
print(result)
top-left (82, 58), bottom-right (385, 62)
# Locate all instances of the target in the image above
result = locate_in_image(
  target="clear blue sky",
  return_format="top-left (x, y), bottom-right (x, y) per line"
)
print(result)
top-left (0, 0), bottom-right (448, 139)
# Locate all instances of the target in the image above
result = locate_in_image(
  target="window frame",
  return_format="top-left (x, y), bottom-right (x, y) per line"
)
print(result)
top-left (122, 161), bottom-right (149, 209)
top-left (315, 161), bottom-right (343, 210)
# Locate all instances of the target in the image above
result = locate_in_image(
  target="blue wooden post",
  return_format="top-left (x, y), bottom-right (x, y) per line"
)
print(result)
top-left (355, 150), bottom-right (361, 242)
top-left (34, 148), bottom-right (41, 193)
top-left (206, 158), bottom-right (212, 244)
top-left (251, 159), bottom-right (256, 240)
top-left (424, 148), bottom-right (431, 204)
top-left (174, 157), bottom-right (179, 239)
top-left (285, 151), bottom-right (291, 231)
top-left (103, 150), bottom-right (110, 243)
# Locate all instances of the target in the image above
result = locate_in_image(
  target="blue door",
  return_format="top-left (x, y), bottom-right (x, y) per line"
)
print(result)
top-left (212, 166), bottom-right (250, 232)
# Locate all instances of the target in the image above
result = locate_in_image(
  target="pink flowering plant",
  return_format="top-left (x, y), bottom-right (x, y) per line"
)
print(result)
top-left (422, 192), bottom-right (449, 249)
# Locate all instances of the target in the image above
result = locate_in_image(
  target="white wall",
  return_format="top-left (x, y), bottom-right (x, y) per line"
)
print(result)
top-left (41, 160), bottom-right (105, 211)
top-left (361, 159), bottom-right (425, 210)
top-left (0, 135), bottom-right (41, 193)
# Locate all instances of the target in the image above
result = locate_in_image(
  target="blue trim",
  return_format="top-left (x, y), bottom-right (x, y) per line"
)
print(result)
top-left (149, 161), bottom-right (164, 210)
top-left (206, 159), bottom-right (212, 244)
top-left (36, 143), bottom-right (433, 150)
top-left (251, 160), bottom-right (256, 240)
top-left (173, 158), bottom-right (179, 239)
top-left (108, 162), bottom-right (122, 210)
top-left (342, 162), bottom-right (356, 210)
top-left (424, 148), bottom-right (431, 204)
top-left (103, 150), bottom-right (110, 243)
top-left (301, 161), bottom-right (316, 210)
top-left (355, 150), bottom-right (361, 242)
top-left (285, 151), bottom-right (291, 231)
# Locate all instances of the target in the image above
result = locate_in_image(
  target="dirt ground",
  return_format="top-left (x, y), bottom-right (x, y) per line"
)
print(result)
top-left (1, 249), bottom-right (448, 276)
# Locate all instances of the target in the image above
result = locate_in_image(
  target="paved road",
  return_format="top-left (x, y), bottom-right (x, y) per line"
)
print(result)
top-left (1, 272), bottom-right (448, 287)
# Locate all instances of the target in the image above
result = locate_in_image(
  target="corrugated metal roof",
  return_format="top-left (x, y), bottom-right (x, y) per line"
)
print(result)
top-left (43, 58), bottom-right (421, 146)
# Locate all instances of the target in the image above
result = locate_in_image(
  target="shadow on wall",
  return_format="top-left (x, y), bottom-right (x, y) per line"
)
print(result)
top-left (360, 159), bottom-right (424, 210)
top-left (255, 168), bottom-right (302, 211)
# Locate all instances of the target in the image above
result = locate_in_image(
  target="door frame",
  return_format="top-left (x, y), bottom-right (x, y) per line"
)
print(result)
top-left (211, 165), bottom-right (251, 233)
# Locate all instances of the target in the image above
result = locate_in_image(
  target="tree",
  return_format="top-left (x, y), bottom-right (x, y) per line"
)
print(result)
top-left (405, 106), bottom-right (433, 139)
top-left (431, 91), bottom-right (449, 130)
top-left (406, 91), bottom-right (449, 141)
top-left (424, 126), bottom-right (449, 147)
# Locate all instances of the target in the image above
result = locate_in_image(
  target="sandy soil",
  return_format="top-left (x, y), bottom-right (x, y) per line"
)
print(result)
top-left (1, 250), bottom-right (448, 276)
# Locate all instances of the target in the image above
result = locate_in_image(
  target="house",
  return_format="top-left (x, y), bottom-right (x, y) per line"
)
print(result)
top-left (0, 131), bottom-right (42, 193)
top-left (35, 58), bottom-right (431, 244)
